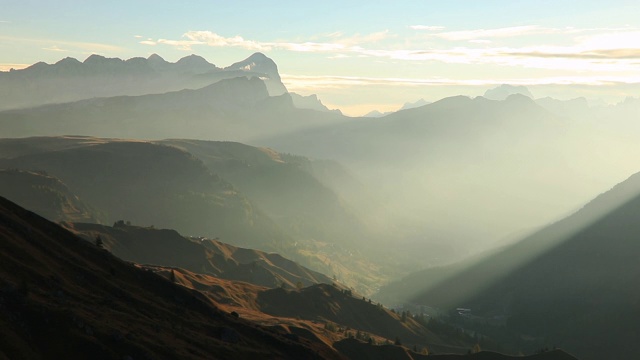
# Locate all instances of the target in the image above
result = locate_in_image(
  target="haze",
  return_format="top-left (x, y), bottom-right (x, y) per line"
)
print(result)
top-left (1, 2), bottom-right (639, 359)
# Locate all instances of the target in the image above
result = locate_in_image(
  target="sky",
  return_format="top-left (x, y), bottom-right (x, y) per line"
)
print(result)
top-left (1, 0), bottom-right (639, 115)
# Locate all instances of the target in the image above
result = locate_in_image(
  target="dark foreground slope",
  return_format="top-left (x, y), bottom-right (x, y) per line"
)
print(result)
top-left (334, 339), bottom-right (577, 360)
top-left (0, 196), bottom-right (340, 359)
top-left (384, 171), bottom-right (640, 360)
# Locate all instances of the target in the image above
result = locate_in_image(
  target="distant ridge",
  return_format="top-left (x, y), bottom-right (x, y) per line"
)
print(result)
top-left (0, 52), bottom-right (288, 110)
top-left (484, 84), bottom-right (534, 100)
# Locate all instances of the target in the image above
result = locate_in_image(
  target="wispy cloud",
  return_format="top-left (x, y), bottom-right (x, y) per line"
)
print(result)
top-left (428, 25), bottom-right (553, 41)
top-left (147, 30), bottom-right (393, 53)
top-left (183, 31), bottom-right (265, 50)
top-left (410, 25), bottom-right (445, 31)
top-left (0, 35), bottom-right (123, 53)
top-left (43, 45), bottom-right (68, 52)
top-left (282, 73), bottom-right (640, 92)
top-left (147, 26), bottom-right (640, 74)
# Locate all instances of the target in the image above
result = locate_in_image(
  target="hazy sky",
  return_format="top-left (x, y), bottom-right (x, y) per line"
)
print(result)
top-left (1, 0), bottom-right (639, 115)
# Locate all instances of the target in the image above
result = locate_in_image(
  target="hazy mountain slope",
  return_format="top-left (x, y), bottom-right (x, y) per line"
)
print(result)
top-left (260, 94), bottom-right (633, 253)
top-left (0, 140), bottom-right (292, 253)
top-left (0, 76), bottom-right (347, 141)
top-left (67, 222), bottom-right (333, 289)
top-left (0, 196), bottom-right (340, 360)
top-left (0, 169), bottom-right (98, 223)
top-left (0, 135), bottom-right (114, 158)
top-left (0, 52), bottom-right (291, 111)
top-left (389, 171), bottom-right (640, 360)
top-left (160, 139), bottom-right (368, 245)
top-left (0, 136), bottom-right (389, 295)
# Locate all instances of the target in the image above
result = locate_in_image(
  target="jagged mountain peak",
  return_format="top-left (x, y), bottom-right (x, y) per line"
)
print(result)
top-left (223, 52), bottom-right (287, 96)
top-left (176, 53), bottom-right (211, 65)
top-left (484, 84), bottom-right (534, 101)
top-left (55, 57), bottom-right (82, 66)
top-left (83, 53), bottom-right (114, 64)
top-left (147, 53), bottom-right (166, 62)
top-left (225, 52), bottom-right (280, 79)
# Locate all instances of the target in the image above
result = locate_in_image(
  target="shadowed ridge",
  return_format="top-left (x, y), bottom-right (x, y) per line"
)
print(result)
top-left (68, 222), bottom-right (333, 289)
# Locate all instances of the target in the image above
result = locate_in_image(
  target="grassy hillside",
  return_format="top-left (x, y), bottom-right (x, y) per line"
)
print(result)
top-left (68, 222), bottom-right (333, 289)
top-left (0, 196), bottom-right (340, 359)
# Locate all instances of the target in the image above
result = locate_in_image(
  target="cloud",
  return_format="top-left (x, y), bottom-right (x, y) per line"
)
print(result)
top-left (281, 73), bottom-right (640, 92)
top-left (337, 30), bottom-right (394, 45)
top-left (184, 31), bottom-right (266, 51)
top-left (504, 48), bottom-right (640, 60)
top-left (152, 30), bottom-right (393, 53)
top-left (0, 35), bottom-right (123, 53)
top-left (147, 26), bottom-right (640, 74)
top-left (134, 35), bottom-right (143, 39)
top-left (431, 25), bottom-right (554, 41)
top-left (43, 45), bottom-right (68, 52)
top-left (410, 25), bottom-right (445, 31)
top-left (157, 39), bottom-right (204, 50)
top-left (139, 40), bottom-right (156, 46)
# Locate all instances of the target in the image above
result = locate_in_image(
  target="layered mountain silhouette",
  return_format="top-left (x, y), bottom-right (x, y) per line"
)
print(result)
top-left (0, 52), bottom-right (290, 111)
top-left (483, 84), bottom-right (534, 100)
top-left (377, 170), bottom-right (640, 360)
top-left (0, 75), bottom-right (345, 141)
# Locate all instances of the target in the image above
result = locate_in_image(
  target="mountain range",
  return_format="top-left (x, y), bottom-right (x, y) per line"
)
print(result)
top-left (0, 52), bottom-right (288, 110)
top-left (0, 75), bottom-right (346, 142)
